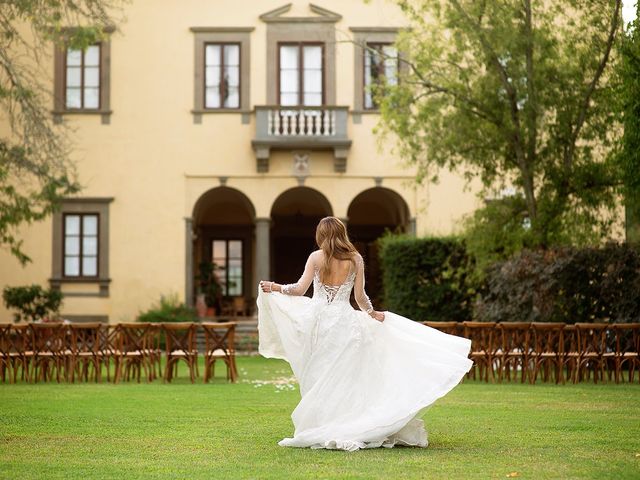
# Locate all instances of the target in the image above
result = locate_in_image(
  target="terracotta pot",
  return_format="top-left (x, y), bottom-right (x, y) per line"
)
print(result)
top-left (206, 307), bottom-right (215, 317)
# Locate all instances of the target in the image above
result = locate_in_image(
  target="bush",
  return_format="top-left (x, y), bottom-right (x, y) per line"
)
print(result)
top-left (137, 294), bottom-right (197, 323)
top-left (2, 284), bottom-right (63, 323)
top-left (377, 234), bottom-right (475, 321)
top-left (476, 243), bottom-right (640, 323)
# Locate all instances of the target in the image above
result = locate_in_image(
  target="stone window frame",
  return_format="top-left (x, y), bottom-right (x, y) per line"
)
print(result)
top-left (190, 27), bottom-right (253, 123)
top-left (266, 23), bottom-right (337, 106)
top-left (350, 27), bottom-right (403, 115)
top-left (52, 28), bottom-right (113, 125)
top-left (50, 198), bottom-right (113, 297)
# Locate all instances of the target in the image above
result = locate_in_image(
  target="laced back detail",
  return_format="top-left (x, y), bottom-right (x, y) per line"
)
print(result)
top-left (313, 267), bottom-right (356, 305)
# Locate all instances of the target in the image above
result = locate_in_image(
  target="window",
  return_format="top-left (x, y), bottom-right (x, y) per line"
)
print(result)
top-left (204, 43), bottom-right (240, 109)
top-left (212, 240), bottom-right (243, 296)
top-left (63, 213), bottom-right (99, 277)
top-left (364, 43), bottom-right (398, 110)
top-left (190, 27), bottom-right (253, 117)
top-left (53, 29), bottom-right (112, 122)
top-left (279, 44), bottom-right (324, 106)
top-left (51, 198), bottom-right (112, 297)
top-left (65, 44), bottom-right (101, 109)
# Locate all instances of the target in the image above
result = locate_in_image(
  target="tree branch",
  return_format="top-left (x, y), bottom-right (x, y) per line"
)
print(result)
top-left (565, 0), bottom-right (622, 170)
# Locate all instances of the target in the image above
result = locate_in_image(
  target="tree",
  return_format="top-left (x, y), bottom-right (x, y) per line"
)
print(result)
top-left (376, 0), bottom-right (623, 249)
top-left (0, 1), bottom-right (124, 264)
top-left (617, 5), bottom-right (640, 243)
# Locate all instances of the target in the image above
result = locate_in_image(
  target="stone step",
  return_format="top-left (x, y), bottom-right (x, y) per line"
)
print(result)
top-left (193, 316), bottom-right (258, 353)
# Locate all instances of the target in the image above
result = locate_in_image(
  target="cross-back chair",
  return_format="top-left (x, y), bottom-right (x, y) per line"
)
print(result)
top-left (201, 322), bottom-right (238, 383)
top-left (530, 322), bottom-right (566, 384)
top-left (69, 323), bottom-right (104, 383)
top-left (161, 323), bottom-right (198, 383)
top-left (29, 323), bottom-right (68, 383)
top-left (462, 321), bottom-right (497, 382)
top-left (114, 323), bottom-right (155, 383)
top-left (496, 322), bottom-right (531, 383)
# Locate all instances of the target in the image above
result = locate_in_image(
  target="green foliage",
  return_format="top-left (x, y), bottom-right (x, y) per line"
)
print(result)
top-left (377, 234), bottom-right (475, 321)
top-left (2, 284), bottom-right (63, 323)
top-left (378, 0), bottom-right (624, 249)
top-left (476, 243), bottom-right (640, 323)
top-left (616, 7), bottom-right (640, 243)
top-left (462, 195), bottom-right (532, 275)
top-left (136, 294), bottom-right (196, 324)
top-left (0, 1), bottom-right (125, 264)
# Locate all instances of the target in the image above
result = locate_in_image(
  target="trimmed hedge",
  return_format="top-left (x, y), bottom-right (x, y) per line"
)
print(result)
top-left (476, 243), bottom-right (640, 323)
top-left (378, 235), bottom-right (474, 321)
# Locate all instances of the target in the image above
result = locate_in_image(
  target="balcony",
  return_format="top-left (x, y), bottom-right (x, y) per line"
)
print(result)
top-left (252, 106), bottom-right (351, 173)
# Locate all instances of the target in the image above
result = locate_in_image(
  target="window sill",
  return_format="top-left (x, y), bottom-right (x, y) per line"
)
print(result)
top-left (52, 109), bottom-right (112, 125)
top-left (191, 108), bottom-right (252, 114)
top-left (351, 109), bottom-right (381, 115)
top-left (49, 277), bottom-right (111, 297)
top-left (191, 109), bottom-right (252, 125)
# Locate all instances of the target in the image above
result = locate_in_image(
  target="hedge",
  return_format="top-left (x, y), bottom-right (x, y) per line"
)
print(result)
top-left (377, 235), bottom-right (474, 321)
top-left (475, 243), bottom-right (640, 323)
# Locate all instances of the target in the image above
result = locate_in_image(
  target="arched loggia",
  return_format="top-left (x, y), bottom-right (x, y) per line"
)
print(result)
top-left (270, 187), bottom-right (333, 285)
top-left (347, 187), bottom-right (411, 305)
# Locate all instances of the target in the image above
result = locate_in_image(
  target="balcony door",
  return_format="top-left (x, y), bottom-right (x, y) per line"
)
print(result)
top-left (278, 43), bottom-right (324, 107)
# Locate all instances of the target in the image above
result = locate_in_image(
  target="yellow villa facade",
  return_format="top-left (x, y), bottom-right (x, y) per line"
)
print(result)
top-left (0, 0), bottom-right (480, 323)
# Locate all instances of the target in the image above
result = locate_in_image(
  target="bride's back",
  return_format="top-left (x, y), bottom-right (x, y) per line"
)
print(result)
top-left (316, 250), bottom-right (355, 286)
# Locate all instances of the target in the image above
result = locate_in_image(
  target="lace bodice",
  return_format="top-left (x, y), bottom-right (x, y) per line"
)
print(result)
top-left (280, 250), bottom-right (373, 313)
top-left (312, 267), bottom-right (356, 304)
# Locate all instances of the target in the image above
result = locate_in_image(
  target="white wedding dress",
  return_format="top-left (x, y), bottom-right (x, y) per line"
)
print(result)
top-left (257, 251), bottom-right (473, 452)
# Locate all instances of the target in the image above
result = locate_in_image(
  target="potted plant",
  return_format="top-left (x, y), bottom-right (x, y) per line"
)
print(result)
top-left (197, 261), bottom-right (223, 316)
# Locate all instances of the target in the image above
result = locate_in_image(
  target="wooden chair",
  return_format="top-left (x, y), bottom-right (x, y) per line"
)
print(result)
top-left (496, 322), bottom-right (531, 383)
top-left (29, 323), bottom-right (68, 383)
top-left (573, 323), bottom-right (610, 384)
top-left (202, 322), bottom-right (238, 383)
top-left (0, 324), bottom-right (33, 383)
top-left (162, 323), bottom-right (198, 383)
top-left (147, 324), bottom-right (163, 381)
top-left (562, 324), bottom-right (579, 383)
top-left (462, 321), bottom-right (497, 382)
top-left (421, 321), bottom-right (460, 335)
top-left (69, 323), bottom-right (104, 383)
top-left (612, 323), bottom-right (640, 383)
top-left (114, 323), bottom-right (155, 383)
top-left (0, 324), bottom-right (14, 383)
top-left (97, 324), bottom-right (121, 382)
top-left (530, 323), bottom-right (565, 384)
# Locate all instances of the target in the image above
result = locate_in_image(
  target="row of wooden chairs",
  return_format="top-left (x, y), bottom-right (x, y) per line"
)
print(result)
top-left (423, 321), bottom-right (640, 384)
top-left (0, 322), bottom-right (238, 384)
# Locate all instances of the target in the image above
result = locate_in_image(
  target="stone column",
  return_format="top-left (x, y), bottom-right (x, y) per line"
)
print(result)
top-left (185, 217), bottom-right (194, 307)
top-left (409, 217), bottom-right (417, 236)
top-left (255, 217), bottom-right (271, 286)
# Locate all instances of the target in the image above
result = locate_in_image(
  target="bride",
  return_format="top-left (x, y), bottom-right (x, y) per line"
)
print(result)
top-left (257, 216), bottom-right (473, 452)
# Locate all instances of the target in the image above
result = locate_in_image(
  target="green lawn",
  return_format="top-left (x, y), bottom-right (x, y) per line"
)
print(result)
top-left (1, 356), bottom-right (638, 480)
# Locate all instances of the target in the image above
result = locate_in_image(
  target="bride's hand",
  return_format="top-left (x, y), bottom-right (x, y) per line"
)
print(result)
top-left (371, 311), bottom-right (385, 322)
top-left (259, 280), bottom-right (278, 293)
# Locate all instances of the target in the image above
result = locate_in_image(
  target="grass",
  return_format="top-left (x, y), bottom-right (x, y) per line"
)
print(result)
top-left (0, 356), bottom-right (639, 480)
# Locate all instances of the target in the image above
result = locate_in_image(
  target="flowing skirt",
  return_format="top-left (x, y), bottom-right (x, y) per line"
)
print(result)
top-left (257, 289), bottom-right (473, 451)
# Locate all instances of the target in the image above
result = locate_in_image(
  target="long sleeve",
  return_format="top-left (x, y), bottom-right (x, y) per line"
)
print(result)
top-left (281, 252), bottom-right (316, 296)
top-left (354, 254), bottom-right (374, 313)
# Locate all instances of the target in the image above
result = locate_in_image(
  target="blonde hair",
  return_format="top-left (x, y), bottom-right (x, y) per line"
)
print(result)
top-left (315, 216), bottom-right (358, 282)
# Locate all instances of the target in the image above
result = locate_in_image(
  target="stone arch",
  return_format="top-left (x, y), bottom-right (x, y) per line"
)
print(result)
top-left (346, 187), bottom-right (411, 305)
top-left (270, 186), bottom-right (333, 285)
top-left (190, 187), bottom-right (256, 309)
